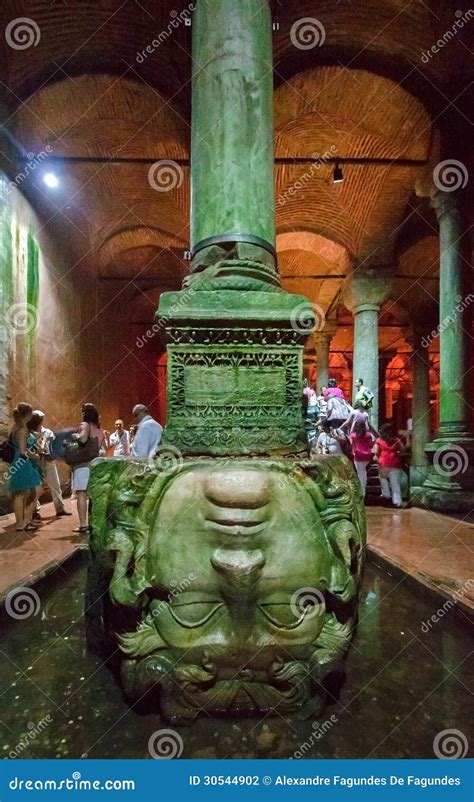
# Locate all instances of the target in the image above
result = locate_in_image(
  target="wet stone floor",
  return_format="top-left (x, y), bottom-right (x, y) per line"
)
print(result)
top-left (0, 559), bottom-right (472, 760)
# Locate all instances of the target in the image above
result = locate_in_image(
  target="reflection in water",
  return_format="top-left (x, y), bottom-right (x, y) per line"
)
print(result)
top-left (0, 560), bottom-right (472, 760)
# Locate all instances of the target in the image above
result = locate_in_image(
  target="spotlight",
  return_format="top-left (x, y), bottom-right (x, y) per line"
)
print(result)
top-left (332, 163), bottom-right (344, 184)
top-left (43, 172), bottom-right (58, 188)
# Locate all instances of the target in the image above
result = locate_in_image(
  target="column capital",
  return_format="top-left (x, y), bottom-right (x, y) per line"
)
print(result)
top-left (430, 190), bottom-right (462, 223)
top-left (343, 269), bottom-right (393, 313)
top-left (307, 322), bottom-right (337, 348)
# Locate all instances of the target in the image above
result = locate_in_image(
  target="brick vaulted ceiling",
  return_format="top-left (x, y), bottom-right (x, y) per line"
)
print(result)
top-left (0, 0), bottom-right (472, 349)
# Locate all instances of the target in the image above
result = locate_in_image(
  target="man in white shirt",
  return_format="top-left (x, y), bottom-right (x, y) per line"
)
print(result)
top-left (109, 419), bottom-right (131, 457)
top-left (131, 405), bottom-right (163, 458)
top-left (34, 410), bottom-right (72, 517)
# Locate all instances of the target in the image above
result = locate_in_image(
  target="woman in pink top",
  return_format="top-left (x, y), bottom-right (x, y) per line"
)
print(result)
top-left (71, 403), bottom-right (107, 534)
top-left (374, 422), bottom-right (404, 507)
top-left (349, 421), bottom-right (375, 493)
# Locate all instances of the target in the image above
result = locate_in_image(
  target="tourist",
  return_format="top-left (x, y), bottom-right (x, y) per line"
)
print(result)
top-left (315, 420), bottom-right (348, 456)
top-left (341, 400), bottom-right (370, 433)
top-left (303, 379), bottom-right (319, 449)
top-left (324, 377), bottom-right (345, 400)
top-left (349, 421), bottom-right (375, 493)
top-left (28, 410), bottom-right (72, 518)
top-left (316, 386), bottom-right (328, 420)
top-left (374, 422), bottom-right (404, 508)
top-left (71, 403), bottom-right (107, 534)
top-left (109, 419), bottom-right (131, 457)
top-left (354, 378), bottom-right (375, 411)
top-left (326, 392), bottom-right (352, 430)
top-left (130, 405), bottom-right (163, 458)
top-left (9, 402), bottom-right (43, 532)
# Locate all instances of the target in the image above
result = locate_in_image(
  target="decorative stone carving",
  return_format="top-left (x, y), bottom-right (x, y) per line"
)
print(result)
top-left (87, 454), bottom-right (365, 724)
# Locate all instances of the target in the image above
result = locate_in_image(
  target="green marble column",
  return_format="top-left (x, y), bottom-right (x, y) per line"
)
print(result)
top-left (158, 0), bottom-right (315, 455)
top-left (432, 193), bottom-right (469, 438)
top-left (409, 328), bottom-right (431, 487)
top-left (421, 192), bottom-right (474, 508)
top-left (345, 271), bottom-right (392, 431)
top-left (191, 0), bottom-right (276, 276)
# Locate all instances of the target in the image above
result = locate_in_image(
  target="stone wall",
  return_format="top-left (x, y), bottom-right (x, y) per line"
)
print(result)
top-left (0, 175), bottom-right (85, 513)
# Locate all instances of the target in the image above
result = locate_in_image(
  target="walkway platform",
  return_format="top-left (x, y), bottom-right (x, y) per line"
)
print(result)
top-left (366, 506), bottom-right (474, 617)
top-left (0, 502), bottom-right (473, 618)
top-left (0, 501), bottom-right (86, 604)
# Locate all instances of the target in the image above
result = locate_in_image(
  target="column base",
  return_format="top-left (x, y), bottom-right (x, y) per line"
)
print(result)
top-left (419, 435), bottom-right (474, 511)
top-left (409, 465), bottom-right (430, 489)
top-left (158, 279), bottom-right (315, 456)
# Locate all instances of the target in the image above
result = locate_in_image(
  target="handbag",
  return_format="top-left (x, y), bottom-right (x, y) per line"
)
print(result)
top-left (63, 434), bottom-right (100, 466)
top-left (0, 435), bottom-right (15, 464)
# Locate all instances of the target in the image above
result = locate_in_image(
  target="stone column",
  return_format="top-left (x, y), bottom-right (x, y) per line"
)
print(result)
top-left (344, 271), bottom-right (392, 431)
top-left (408, 329), bottom-right (431, 487)
top-left (308, 325), bottom-right (336, 391)
top-left (421, 192), bottom-right (474, 509)
top-left (378, 351), bottom-right (395, 426)
top-left (190, 0), bottom-right (277, 278)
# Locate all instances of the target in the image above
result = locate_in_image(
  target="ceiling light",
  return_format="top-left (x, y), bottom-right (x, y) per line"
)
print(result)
top-left (333, 163), bottom-right (344, 184)
top-left (43, 172), bottom-right (59, 188)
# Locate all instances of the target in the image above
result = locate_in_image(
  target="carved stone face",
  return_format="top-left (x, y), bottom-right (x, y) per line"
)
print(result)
top-left (146, 466), bottom-right (332, 660)
top-left (88, 455), bottom-right (365, 723)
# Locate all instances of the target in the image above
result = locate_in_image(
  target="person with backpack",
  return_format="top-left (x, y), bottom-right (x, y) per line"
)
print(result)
top-left (374, 422), bottom-right (404, 508)
top-left (355, 378), bottom-right (375, 411)
top-left (326, 392), bottom-right (353, 429)
top-left (7, 403), bottom-right (43, 532)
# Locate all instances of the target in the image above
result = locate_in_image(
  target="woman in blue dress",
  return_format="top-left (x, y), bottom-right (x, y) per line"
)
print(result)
top-left (9, 402), bottom-right (43, 532)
